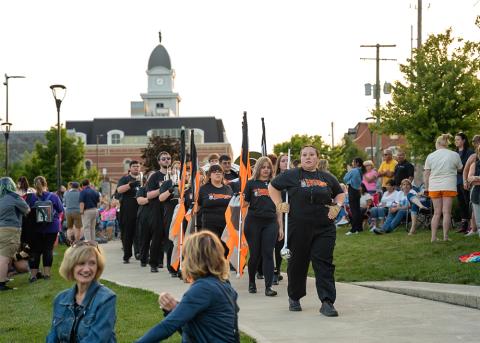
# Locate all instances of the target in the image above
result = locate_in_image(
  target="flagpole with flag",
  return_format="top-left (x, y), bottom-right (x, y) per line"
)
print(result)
top-left (190, 129), bottom-right (200, 232)
top-left (261, 117), bottom-right (267, 157)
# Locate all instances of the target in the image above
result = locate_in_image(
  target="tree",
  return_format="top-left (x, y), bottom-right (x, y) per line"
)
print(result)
top-left (377, 28), bottom-right (480, 159)
top-left (273, 134), bottom-right (330, 161)
top-left (21, 127), bottom-right (85, 190)
top-left (141, 135), bottom-right (180, 172)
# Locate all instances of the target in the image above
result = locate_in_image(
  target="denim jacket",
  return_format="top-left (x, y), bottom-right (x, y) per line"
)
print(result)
top-left (46, 281), bottom-right (117, 343)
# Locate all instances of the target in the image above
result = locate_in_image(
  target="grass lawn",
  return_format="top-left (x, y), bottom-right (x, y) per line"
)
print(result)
top-left (0, 245), bottom-right (255, 343)
top-left (331, 226), bottom-right (480, 284)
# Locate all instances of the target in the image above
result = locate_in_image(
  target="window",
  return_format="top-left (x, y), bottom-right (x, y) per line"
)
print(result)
top-left (111, 134), bottom-right (121, 144)
top-left (75, 132), bottom-right (87, 144)
top-left (85, 160), bottom-right (92, 171)
top-left (107, 130), bottom-right (124, 145)
top-left (156, 103), bottom-right (164, 108)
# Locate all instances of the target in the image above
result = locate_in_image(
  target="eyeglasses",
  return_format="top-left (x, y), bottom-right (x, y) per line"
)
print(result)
top-left (158, 157), bottom-right (171, 161)
top-left (211, 170), bottom-right (223, 174)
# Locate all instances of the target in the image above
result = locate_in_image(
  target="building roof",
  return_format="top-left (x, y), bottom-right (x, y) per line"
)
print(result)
top-left (66, 117), bottom-right (227, 145)
top-left (148, 44), bottom-right (171, 70)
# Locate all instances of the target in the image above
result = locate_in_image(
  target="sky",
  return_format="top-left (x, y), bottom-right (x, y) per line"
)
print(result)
top-left (0, 0), bottom-right (478, 156)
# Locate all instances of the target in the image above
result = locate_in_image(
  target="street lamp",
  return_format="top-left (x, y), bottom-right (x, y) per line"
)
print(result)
top-left (3, 74), bottom-right (25, 175)
top-left (365, 116), bottom-right (376, 163)
top-left (96, 134), bottom-right (104, 170)
top-left (50, 84), bottom-right (67, 190)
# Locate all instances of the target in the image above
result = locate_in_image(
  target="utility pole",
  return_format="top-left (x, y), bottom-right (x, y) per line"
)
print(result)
top-left (331, 122), bottom-right (334, 147)
top-left (417, 0), bottom-right (422, 49)
top-left (360, 44), bottom-right (396, 166)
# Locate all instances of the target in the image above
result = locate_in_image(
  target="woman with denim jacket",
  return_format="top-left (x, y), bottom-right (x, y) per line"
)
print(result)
top-left (135, 231), bottom-right (239, 343)
top-left (46, 241), bottom-right (117, 343)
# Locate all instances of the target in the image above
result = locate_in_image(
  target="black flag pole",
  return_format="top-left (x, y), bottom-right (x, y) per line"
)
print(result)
top-left (261, 117), bottom-right (267, 157)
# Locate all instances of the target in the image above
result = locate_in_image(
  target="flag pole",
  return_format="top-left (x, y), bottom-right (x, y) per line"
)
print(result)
top-left (280, 149), bottom-right (292, 259)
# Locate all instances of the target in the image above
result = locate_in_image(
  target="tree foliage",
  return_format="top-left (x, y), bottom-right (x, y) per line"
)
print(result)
top-left (273, 134), bottom-right (330, 161)
top-left (141, 135), bottom-right (180, 172)
top-left (377, 28), bottom-right (480, 159)
top-left (21, 127), bottom-right (85, 190)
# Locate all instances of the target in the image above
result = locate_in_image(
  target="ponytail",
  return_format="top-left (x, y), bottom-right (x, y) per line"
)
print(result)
top-left (34, 176), bottom-right (47, 197)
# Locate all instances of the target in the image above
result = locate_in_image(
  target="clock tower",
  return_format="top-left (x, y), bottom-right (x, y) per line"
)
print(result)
top-left (131, 32), bottom-right (181, 117)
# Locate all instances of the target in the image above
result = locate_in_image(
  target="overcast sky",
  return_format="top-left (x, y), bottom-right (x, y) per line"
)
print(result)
top-left (0, 0), bottom-right (478, 156)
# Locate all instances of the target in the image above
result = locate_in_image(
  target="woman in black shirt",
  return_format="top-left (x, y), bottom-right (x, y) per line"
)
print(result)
top-left (269, 145), bottom-right (345, 316)
top-left (197, 165), bottom-right (233, 239)
top-left (244, 156), bottom-right (283, 297)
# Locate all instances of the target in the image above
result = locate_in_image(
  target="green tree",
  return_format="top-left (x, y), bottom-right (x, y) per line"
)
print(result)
top-left (141, 135), bottom-right (180, 172)
top-left (21, 127), bottom-right (85, 190)
top-left (273, 134), bottom-right (330, 161)
top-left (378, 28), bottom-right (480, 159)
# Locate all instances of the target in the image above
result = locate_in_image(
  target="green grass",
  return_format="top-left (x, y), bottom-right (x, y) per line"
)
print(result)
top-left (331, 226), bottom-right (480, 284)
top-left (0, 246), bottom-right (255, 343)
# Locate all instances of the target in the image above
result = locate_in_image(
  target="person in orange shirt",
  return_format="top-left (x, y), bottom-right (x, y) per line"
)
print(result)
top-left (378, 149), bottom-right (398, 191)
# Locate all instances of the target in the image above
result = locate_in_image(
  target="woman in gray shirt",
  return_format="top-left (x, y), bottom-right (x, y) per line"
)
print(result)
top-left (0, 177), bottom-right (30, 291)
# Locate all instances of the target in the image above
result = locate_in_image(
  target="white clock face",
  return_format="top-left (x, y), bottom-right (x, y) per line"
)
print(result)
top-left (156, 78), bottom-right (164, 85)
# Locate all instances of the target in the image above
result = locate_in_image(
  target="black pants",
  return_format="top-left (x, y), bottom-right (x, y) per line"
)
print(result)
top-left (29, 232), bottom-right (58, 269)
top-left (121, 202), bottom-right (138, 261)
top-left (274, 238), bottom-right (284, 274)
top-left (163, 203), bottom-right (176, 273)
top-left (287, 218), bottom-right (336, 303)
top-left (244, 215), bottom-right (277, 287)
top-left (201, 223), bottom-right (229, 259)
top-left (457, 184), bottom-right (471, 224)
top-left (348, 187), bottom-right (362, 232)
top-left (140, 212), bottom-right (164, 267)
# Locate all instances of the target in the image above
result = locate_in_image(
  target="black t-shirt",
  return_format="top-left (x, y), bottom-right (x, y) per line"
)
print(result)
top-left (393, 160), bottom-right (415, 186)
top-left (198, 183), bottom-right (233, 229)
top-left (159, 179), bottom-right (179, 228)
top-left (117, 174), bottom-right (141, 207)
top-left (224, 170), bottom-right (239, 182)
top-left (146, 171), bottom-right (167, 217)
top-left (135, 186), bottom-right (149, 217)
top-left (244, 179), bottom-right (276, 219)
top-left (271, 168), bottom-right (343, 223)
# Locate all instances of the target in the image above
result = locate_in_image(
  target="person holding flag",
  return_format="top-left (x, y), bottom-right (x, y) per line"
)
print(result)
top-left (269, 145), bottom-right (345, 316)
top-left (243, 156), bottom-right (283, 297)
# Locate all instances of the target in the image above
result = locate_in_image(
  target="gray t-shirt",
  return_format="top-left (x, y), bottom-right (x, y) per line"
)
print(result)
top-left (64, 189), bottom-right (81, 213)
top-left (0, 192), bottom-right (30, 229)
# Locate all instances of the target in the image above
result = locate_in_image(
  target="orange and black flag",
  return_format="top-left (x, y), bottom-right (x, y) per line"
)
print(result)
top-left (224, 111), bottom-right (250, 276)
top-left (261, 117), bottom-right (267, 157)
top-left (170, 129), bottom-right (187, 272)
top-left (185, 129), bottom-right (201, 233)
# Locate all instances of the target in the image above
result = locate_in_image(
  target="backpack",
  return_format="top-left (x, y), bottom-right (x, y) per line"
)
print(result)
top-left (34, 193), bottom-right (54, 223)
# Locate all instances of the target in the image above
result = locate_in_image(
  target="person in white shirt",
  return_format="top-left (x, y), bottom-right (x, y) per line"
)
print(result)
top-left (369, 180), bottom-right (398, 230)
top-left (424, 134), bottom-right (463, 242)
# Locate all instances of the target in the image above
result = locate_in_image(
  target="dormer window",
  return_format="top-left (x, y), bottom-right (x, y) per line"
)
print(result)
top-left (107, 130), bottom-right (125, 145)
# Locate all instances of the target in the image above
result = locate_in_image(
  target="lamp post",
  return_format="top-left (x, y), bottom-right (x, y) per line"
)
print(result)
top-left (96, 134), bottom-right (104, 171)
top-left (3, 74), bottom-right (25, 175)
top-left (50, 84), bottom-right (67, 190)
top-left (365, 116), bottom-right (376, 162)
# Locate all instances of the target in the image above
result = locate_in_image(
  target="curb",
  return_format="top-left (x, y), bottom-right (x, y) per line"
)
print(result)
top-left (353, 281), bottom-right (480, 310)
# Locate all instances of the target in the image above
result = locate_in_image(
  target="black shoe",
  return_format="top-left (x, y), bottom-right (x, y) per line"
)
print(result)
top-left (265, 287), bottom-right (277, 297)
top-left (36, 271), bottom-right (44, 279)
top-left (170, 272), bottom-right (178, 278)
top-left (135, 253), bottom-right (141, 260)
top-left (256, 273), bottom-right (264, 280)
top-left (150, 267), bottom-right (159, 273)
top-left (289, 298), bottom-right (302, 311)
top-left (278, 274), bottom-right (283, 281)
top-left (0, 284), bottom-right (13, 291)
top-left (373, 228), bottom-right (384, 235)
top-left (159, 263), bottom-right (164, 268)
top-left (29, 276), bottom-right (38, 283)
top-left (320, 301), bottom-right (339, 317)
top-left (140, 263), bottom-right (147, 267)
top-left (272, 274), bottom-right (279, 285)
top-left (248, 282), bottom-right (257, 294)
top-left (123, 259), bottom-right (130, 264)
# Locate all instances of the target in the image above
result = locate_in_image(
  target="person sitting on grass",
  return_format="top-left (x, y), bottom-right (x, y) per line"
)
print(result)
top-left (369, 180), bottom-right (398, 231)
top-left (374, 179), bottom-right (427, 234)
top-left (47, 240), bottom-right (117, 343)
top-left (135, 231), bottom-right (239, 343)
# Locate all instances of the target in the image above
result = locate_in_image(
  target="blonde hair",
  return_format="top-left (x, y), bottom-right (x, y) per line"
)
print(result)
top-left (33, 176), bottom-right (48, 197)
top-left (251, 156), bottom-right (273, 181)
top-left (59, 244), bottom-right (105, 282)
top-left (182, 231), bottom-right (229, 282)
top-left (274, 153), bottom-right (288, 176)
top-left (436, 134), bottom-right (452, 149)
top-left (318, 159), bottom-right (329, 171)
top-left (363, 160), bottom-right (374, 168)
top-left (400, 178), bottom-right (412, 187)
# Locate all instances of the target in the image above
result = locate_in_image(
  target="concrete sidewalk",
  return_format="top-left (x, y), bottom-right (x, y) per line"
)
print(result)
top-left (101, 241), bottom-right (480, 343)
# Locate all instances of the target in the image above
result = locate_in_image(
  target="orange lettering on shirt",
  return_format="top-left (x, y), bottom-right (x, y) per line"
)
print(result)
top-left (304, 179), bottom-right (327, 187)
top-left (253, 188), bottom-right (270, 197)
top-left (208, 193), bottom-right (232, 200)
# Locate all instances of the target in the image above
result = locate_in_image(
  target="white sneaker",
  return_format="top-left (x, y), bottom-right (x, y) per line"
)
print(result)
top-left (345, 231), bottom-right (358, 236)
top-left (336, 218), bottom-right (349, 226)
top-left (466, 230), bottom-right (477, 236)
top-left (369, 226), bottom-right (377, 232)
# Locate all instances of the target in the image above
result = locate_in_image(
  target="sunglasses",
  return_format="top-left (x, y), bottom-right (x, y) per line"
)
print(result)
top-left (158, 157), bottom-right (171, 161)
top-left (71, 240), bottom-right (100, 251)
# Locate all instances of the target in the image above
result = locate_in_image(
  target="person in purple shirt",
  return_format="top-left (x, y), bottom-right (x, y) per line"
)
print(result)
top-left (25, 176), bottom-right (63, 282)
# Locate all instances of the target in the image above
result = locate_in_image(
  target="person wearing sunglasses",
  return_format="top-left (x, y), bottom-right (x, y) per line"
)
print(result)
top-left (144, 151), bottom-right (172, 272)
top-left (47, 240), bottom-right (117, 342)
